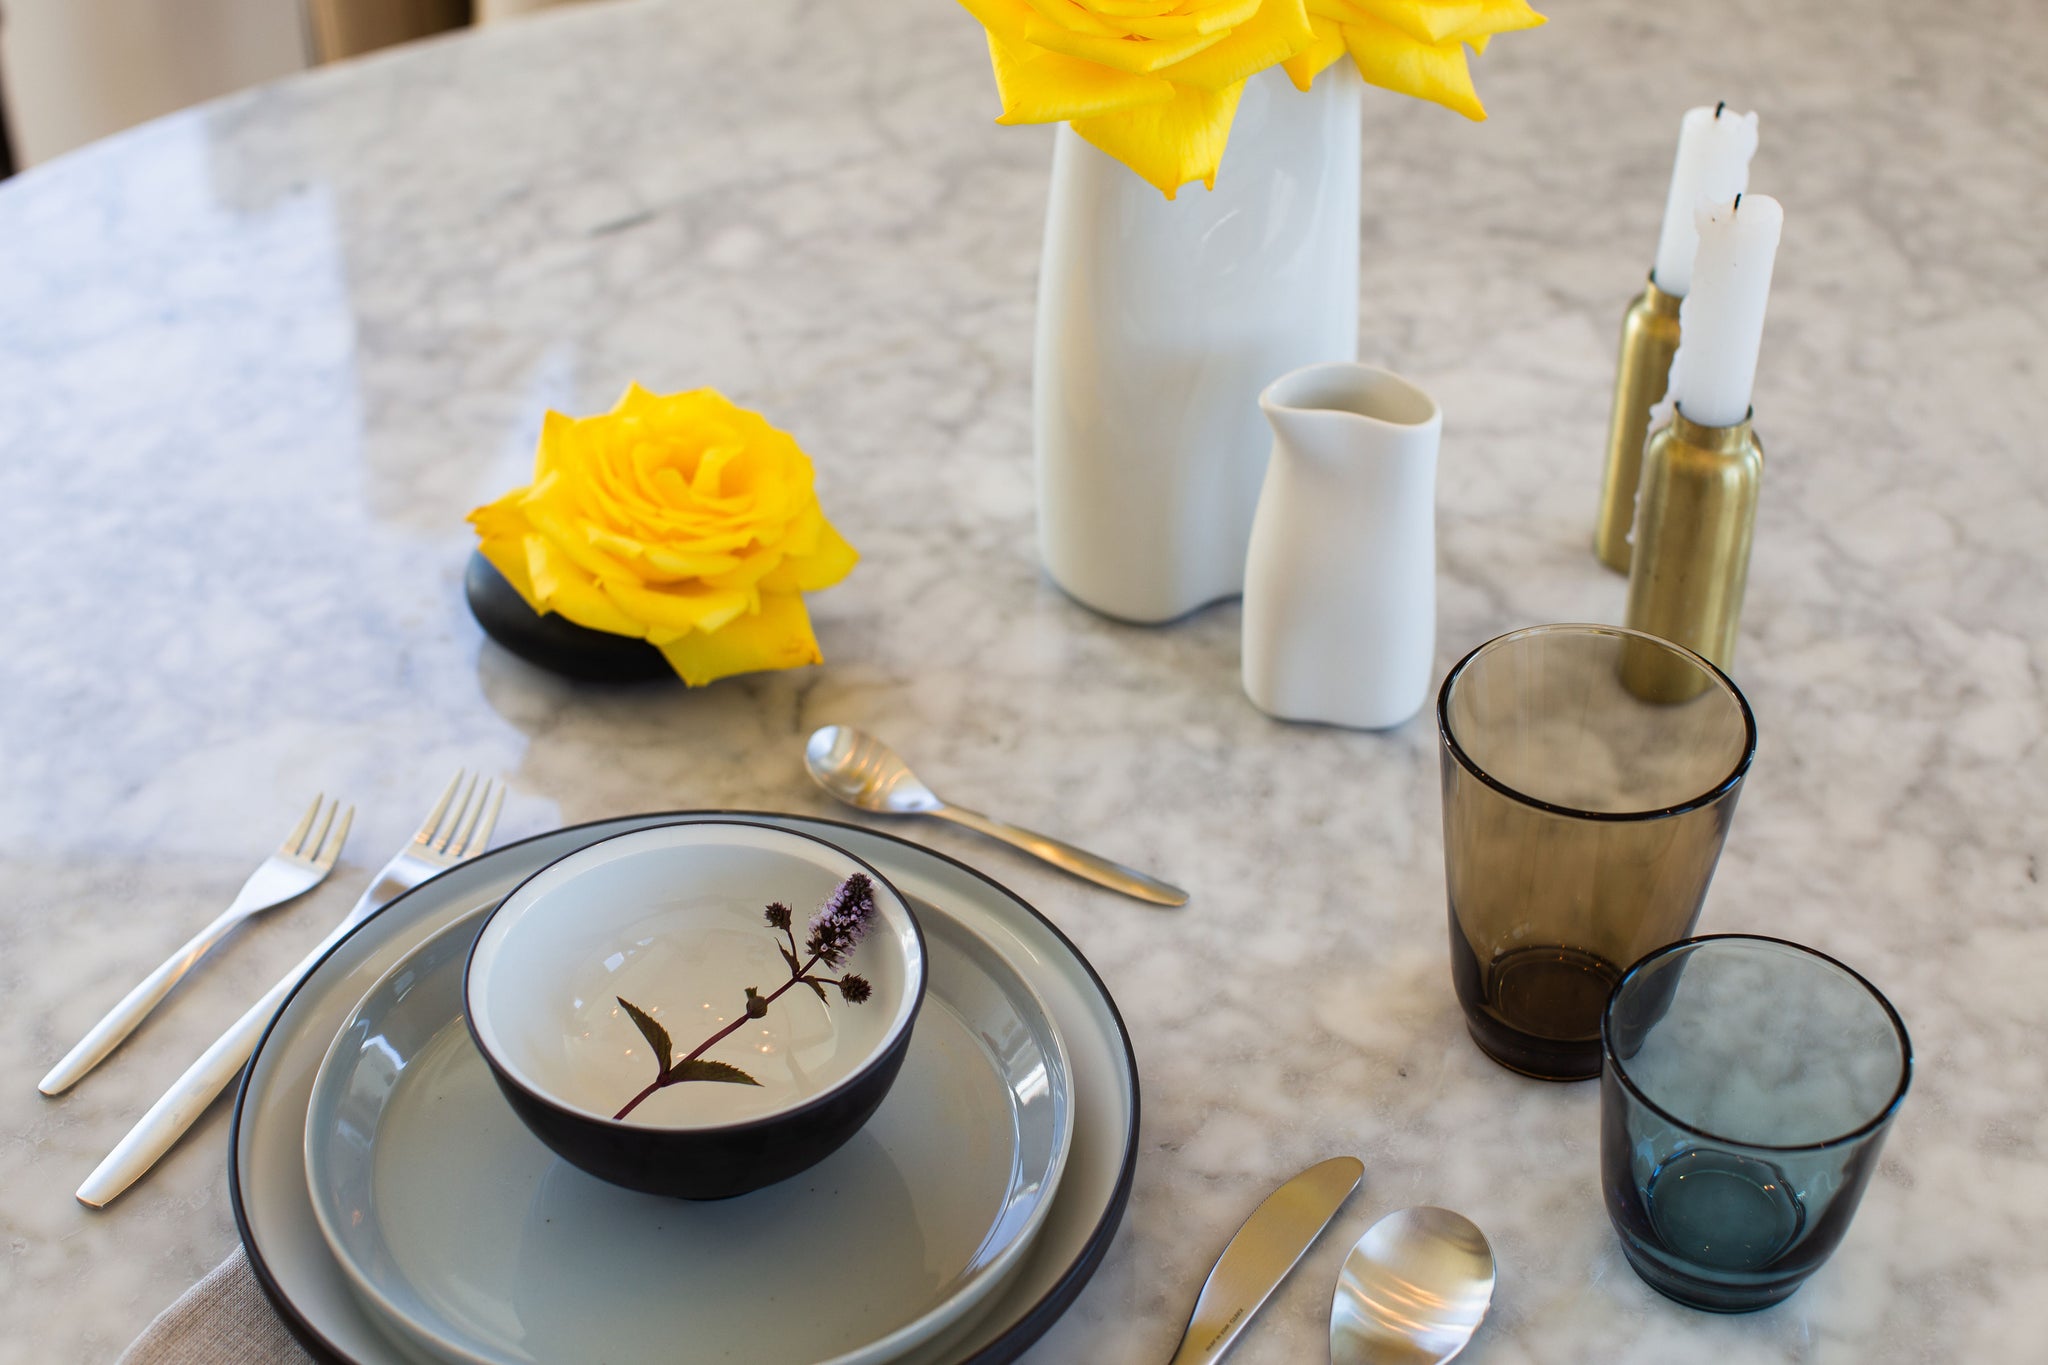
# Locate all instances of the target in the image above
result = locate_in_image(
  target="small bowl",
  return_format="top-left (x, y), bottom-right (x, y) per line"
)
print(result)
top-left (464, 820), bottom-right (926, 1198)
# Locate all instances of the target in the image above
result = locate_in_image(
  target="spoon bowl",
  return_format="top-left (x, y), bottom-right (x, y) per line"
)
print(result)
top-left (1330, 1207), bottom-right (1495, 1365)
top-left (804, 725), bottom-right (943, 815)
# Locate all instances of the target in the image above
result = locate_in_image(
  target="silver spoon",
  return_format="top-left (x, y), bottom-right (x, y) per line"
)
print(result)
top-left (803, 725), bottom-right (1189, 906)
top-left (1330, 1207), bottom-right (1496, 1365)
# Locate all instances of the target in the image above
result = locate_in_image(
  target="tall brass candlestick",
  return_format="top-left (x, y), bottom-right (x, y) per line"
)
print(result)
top-left (1621, 407), bottom-right (1761, 701)
top-left (1593, 276), bottom-right (1682, 573)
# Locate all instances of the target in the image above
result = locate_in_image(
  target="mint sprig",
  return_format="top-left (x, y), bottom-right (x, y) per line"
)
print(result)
top-left (612, 873), bottom-right (878, 1121)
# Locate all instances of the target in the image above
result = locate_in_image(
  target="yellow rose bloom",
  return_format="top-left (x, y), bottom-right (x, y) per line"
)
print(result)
top-left (956, 0), bottom-right (1544, 194)
top-left (468, 385), bottom-right (857, 687)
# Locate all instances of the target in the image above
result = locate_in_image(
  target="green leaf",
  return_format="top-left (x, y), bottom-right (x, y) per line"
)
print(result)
top-left (803, 977), bottom-right (829, 1004)
top-left (668, 1059), bottom-right (762, 1086)
top-left (779, 944), bottom-right (801, 978)
top-left (616, 997), bottom-right (672, 1076)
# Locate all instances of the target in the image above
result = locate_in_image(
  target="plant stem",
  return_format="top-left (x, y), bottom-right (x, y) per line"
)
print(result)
top-left (612, 947), bottom-right (828, 1121)
top-left (615, 1077), bottom-right (661, 1120)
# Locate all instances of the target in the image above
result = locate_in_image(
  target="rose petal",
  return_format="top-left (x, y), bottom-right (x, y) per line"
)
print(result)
top-left (1316, 0), bottom-right (1540, 46)
top-left (957, 0), bottom-right (1036, 43)
top-left (1281, 13), bottom-right (1350, 88)
top-left (601, 576), bottom-right (753, 635)
top-left (1114, 0), bottom-right (1261, 41)
top-left (1339, 11), bottom-right (1487, 119)
top-left (1022, 15), bottom-right (1232, 74)
top-left (762, 517), bottom-right (859, 593)
top-left (1071, 79), bottom-right (1244, 197)
top-left (987, 31), bottom-right (1179, 124)
top-left (1019, 0), bottom-right (1130, 39)
top-left (656, 593), bottom-right (824, 687)
top-left (1158, 0), bottom-right (1315, 92)
top-left (525, 535), bottom-right (645, 636)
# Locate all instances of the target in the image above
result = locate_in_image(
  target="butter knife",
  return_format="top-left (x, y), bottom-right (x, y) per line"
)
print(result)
top-left (1167, 1155), bottom-right (1365, 1365)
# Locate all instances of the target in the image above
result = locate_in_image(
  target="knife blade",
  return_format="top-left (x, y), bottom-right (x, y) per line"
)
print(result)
top-left (1166, 1155), bottom-right (1365, 1365)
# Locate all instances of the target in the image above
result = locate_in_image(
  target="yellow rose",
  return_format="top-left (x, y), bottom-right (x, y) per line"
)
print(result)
top-left (959, 0), bottom-right (1320, 197)
top-left (956, 0), bottom-right (1544, 194)
top-left (1285, 1), bottom-right (1545, 121)
top-left (468, 385), bottom-right (857, 687)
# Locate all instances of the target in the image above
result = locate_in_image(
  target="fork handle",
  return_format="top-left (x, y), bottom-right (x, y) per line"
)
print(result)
top-left (932, 804), bottom-right (1190, 906)
top-left (38, 904), bottom-right (253, 1096)
top-left (74, 916), bottom-right (353, 1209)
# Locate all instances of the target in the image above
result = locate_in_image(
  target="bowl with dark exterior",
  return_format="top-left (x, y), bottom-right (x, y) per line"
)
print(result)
top-left (464, 820), bottom-right (926, 1199)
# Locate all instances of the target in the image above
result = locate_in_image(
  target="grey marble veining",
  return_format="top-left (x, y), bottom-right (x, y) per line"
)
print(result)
top-left (1, 0), bottom-right (2044, 1360)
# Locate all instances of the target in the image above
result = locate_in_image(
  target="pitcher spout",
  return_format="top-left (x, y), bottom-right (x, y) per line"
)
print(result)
top-left (1258, 362), bottom-right (1442, 470)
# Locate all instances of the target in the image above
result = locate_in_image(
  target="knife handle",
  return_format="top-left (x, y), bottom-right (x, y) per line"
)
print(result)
top-left (38, 904), bottom-right (249, 1095)
top-left (1167, 1156), bottom-right (1365, 1365)
top-left (72, 970), bottom-right (293, 1208)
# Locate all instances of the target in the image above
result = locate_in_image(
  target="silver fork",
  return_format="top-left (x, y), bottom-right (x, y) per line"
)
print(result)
top-left (76, 772), bottom-right (505, 1209)
top-left (39, 795), bottom-right (355, 1096)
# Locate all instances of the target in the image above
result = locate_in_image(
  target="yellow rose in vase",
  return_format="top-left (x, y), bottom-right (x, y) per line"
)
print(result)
top-left (468, 385), bottom-right (857, 686)
top-left (956, 0), bottom-right (1545, 195)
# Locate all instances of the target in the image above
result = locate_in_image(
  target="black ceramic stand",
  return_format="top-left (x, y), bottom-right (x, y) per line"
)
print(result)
top-left (464, 550), bottom-right (673, 682)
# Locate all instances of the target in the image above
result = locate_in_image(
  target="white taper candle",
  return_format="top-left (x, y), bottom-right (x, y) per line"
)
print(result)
top-left (1669, 194), bottom-right (1784, 428)
top-left (1651, 104), bottom-right (1760, 297)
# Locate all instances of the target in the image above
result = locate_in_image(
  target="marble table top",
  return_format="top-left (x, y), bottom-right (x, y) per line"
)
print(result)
top-left (3, 0), bottom-right (2044, 1360)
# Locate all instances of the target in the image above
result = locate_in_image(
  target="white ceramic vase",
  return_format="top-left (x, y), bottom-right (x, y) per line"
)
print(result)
top-left (1033, 64), bottom-right (1364, 623)
top-left (1241, 362), bottom-right (1441, 730)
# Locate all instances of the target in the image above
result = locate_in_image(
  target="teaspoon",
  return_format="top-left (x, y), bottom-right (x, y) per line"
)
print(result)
top-left (802, 725), bottom-right (1189, 906)
top-left (1330, 1207), bottom-right (1495, 1365)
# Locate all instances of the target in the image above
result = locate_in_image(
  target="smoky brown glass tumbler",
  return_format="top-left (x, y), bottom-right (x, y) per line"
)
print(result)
top-left (1437, 624), bottom-right (1756, 1080)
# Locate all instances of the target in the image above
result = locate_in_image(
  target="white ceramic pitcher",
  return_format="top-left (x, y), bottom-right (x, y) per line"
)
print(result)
top-left (1241, 362), bottom-right (1442, 730)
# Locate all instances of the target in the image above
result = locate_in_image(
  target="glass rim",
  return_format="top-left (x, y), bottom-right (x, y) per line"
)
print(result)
top-left (1436, 623), bottom-right (1758, 823)
top-left (1601, 933), bottom-right (1915, 1154)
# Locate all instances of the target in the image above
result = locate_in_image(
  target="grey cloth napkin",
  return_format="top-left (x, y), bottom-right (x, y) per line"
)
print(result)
top-left (120, 1248), bottom-right (315, 1365)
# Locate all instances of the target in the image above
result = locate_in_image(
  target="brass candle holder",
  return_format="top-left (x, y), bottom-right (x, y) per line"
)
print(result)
top-left (1593, 276), bottom-right (1683, 574)
top-left (1621, 407), bottom-right (1762, 702)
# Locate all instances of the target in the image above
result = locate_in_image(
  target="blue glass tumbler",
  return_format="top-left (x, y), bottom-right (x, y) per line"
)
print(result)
top-left (1600, 934), bottom-right (1911, 1311)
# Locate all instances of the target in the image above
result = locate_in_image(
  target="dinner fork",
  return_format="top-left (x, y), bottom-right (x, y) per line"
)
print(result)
top-left (76, 772), bottom-right (505, 1209)
top-left (39, 796), bottom-right (355, 1096)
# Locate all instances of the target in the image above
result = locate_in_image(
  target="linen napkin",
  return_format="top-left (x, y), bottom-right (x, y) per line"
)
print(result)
top-left (120, 1248), bottom-right (314, 1365)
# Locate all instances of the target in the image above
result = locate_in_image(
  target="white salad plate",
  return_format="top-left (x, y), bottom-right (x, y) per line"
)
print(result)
top-left (304, 898), bottom-right (1070, 1365)
top-left (232, 813), bottom-right (1141, 1365)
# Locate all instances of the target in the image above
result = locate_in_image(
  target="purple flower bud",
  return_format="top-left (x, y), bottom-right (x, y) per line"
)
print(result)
top-left (806, 872), bottom-right (876, 968)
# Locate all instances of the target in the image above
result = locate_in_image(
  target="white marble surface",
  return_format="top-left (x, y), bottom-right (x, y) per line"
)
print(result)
top-left (2, 0), bottom-right (2044, 1360)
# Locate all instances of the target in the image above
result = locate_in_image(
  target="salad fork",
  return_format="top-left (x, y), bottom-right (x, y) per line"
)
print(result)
top-left (39, 795), bottom-right (355, 1096)
top-left (76, 772), bottom-right (505, 1209)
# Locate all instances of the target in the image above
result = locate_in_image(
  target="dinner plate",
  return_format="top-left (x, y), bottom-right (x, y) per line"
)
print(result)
top-left (232, 812), bottom-right (1140, 1365)
top-left (304, 901), bottom-right (1073, 1365)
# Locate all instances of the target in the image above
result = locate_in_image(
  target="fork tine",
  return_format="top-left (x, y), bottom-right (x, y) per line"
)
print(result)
top-left (414, 772), bottom-right (463, 846)
top-left (304, 798), bottom-right (338, 860)
top-left (448, 779), bottom-right (487, 856)
top-left (452, 780), bottom-right (502, 858)
top-left (315, 805), bottom-right (355, 870)
top-left (283, 794), bottom-right (322, 855)
top-left (435, 773), bottom-right (479, 854)
top-left (464, 783), bottom-right (505, 859)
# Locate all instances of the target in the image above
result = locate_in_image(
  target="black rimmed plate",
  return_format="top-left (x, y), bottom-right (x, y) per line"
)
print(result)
top-left (230, 812), bottom-right (1140, 1365)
